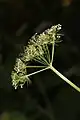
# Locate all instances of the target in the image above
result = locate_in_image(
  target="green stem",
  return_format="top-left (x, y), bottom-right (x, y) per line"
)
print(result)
top-left (40, 55), bottom-right (49, 65)
top-left (49, 65), bottom-right (80, 92)
top-left (26, 66), bottom-right (46, 68)
top-left (50, 43), bottom-right (55, 65)
top-left (27, 66), bottom-right (49, 77)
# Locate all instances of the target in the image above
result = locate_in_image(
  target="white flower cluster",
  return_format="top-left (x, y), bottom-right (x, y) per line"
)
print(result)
top-left (21, 24), bottom-right (61, 62)
top-left (11, 58), bottom-right (30, 89)
top-left (11, 24), bottom-right (61, 89)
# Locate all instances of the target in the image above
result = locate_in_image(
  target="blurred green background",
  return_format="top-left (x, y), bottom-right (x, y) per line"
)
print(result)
top-left (0, 0), bottom-right (80, 120)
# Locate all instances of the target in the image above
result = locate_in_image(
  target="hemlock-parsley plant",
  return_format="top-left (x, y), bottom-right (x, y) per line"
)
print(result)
top-left (11, 24), bottom-right (80, 92)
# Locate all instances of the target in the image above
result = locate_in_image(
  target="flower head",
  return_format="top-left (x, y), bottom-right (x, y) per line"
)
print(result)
top-left (11, 24), bottom-right (61, 89)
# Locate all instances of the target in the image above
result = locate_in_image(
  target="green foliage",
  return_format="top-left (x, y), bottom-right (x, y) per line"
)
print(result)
top-left (0, 112), bottom-right (27, 120)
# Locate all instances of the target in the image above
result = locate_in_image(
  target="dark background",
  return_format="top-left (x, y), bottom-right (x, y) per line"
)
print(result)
top-left (0, 0), bottom-right (80, 120)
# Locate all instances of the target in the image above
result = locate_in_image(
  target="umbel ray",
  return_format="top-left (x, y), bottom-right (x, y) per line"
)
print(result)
top-left (11, 24), bottom-right (80, 92)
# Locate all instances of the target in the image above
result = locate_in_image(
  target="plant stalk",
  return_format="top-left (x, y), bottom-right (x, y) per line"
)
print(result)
top-left (49, 65), bottom-right (80, 92)
top-left (27, 66), bottom-right (49, 77)
top-left (26, 66), bottom-right (46, 68)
